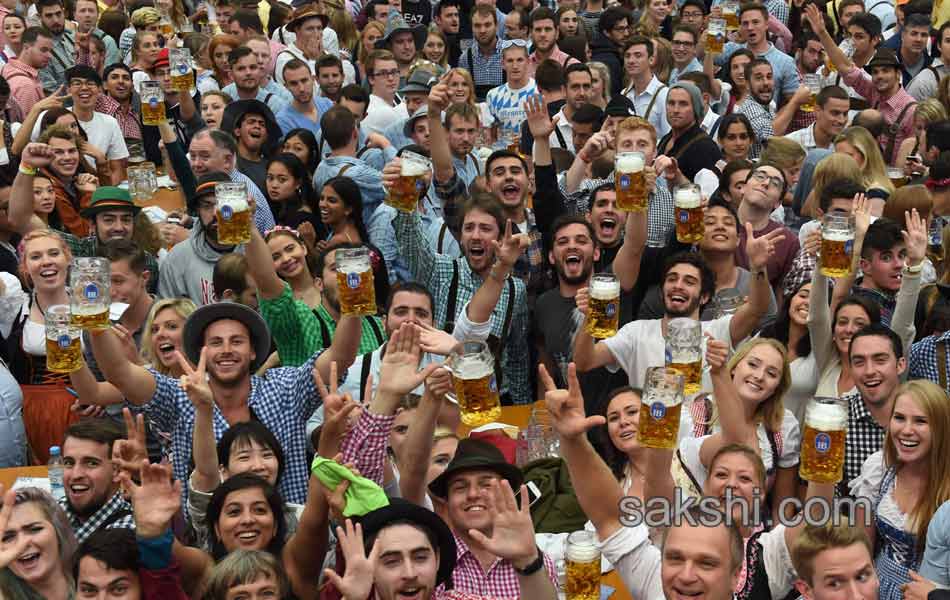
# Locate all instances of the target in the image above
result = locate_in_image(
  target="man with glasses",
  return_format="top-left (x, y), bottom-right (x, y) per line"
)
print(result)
top-left (487, 39), bottom-right (538, 145)
top-left (459, 5), bottom-right (505, 102)
top-left (678, 0), bottom-right (706, 52)
top-left (591, 6), bottom-right (630, 96)
top-left (64, 65), bottom-right (128, 184)
top-left (669, 25), bottom-right (702, 84)
top-left (363, 49), bottom-right (407, 135)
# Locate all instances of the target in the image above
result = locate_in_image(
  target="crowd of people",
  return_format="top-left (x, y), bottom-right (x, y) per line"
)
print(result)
top-left (1, 0), bottom-right (950, 597)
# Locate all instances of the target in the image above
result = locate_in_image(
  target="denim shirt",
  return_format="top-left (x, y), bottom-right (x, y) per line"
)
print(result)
top-left (920, 499), bottom-right (950, 586)
top-left (0, 363), bottom-right (26, 467)
top-left (313, 152), bottom-right (396, 225)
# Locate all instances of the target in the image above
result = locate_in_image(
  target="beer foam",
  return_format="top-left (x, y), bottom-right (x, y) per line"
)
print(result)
top-left (616, 154), bottom-right (644, 173)
top-left (566, 545), bottom-right (601, 562)
top-left (73, 304), bottom-right (107, 315)
top-left (806, 402), bottom-right (847, 430)
top-left (674, 189), bottom-right (701, 209)
top-left (822, 230), bottom-right (854, 242)
top-left (590, 279), bottom-right (620, 299)
top-left (454, 355), bottom-right (494, 379)
top-left (402, 159), bottom-right (429, 177)
top-left (219, 196), bottom-right (249, 211)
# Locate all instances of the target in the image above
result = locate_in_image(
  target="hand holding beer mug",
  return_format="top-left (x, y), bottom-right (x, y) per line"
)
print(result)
top-left (386, 151), bottom-right (430, 213)
top-left (665, 318), bottom-right (702, 395)
top-left (586, 274), bottom-right (620, 339)
top-left (46, 305), bottom-right (83, 373)
top-left (215, 182), bottom-right (252, 245)
top-left (706, 18), bottom-right (726, 54)
top-left (801, 73), bottom-right (821, 112)
top-left (169, 48), bottom-right (193, 92)
top-left (140, 81), bottom-right (166, 126)
top-left (819, 214), bottom-right (855, 278)
top-left (637, 367), bottom-right (685, 449)
top-left (799, 397), bottom-right (847, 483)
top-left (70, 257), bottom-right (111, 330)
top-left (615, 151), bottom-right (647, 212)
top-left (335, 247), bottom-right (377, 316)
top-left (565, 531), bottom-right (601, 600)
top-left (674, 184), bottom-right (703, 243)
top-left (887, 166), bottom-right (909, 188)
top-left (450, 341), bottom-right (501, 426)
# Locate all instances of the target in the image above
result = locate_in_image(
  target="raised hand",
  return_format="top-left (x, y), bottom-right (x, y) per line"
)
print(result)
top-left (377, 323), bottom-right (440, 399)
top-left (424, 365), bottom-right (454, 401)
top-left (177, 348), bottom-right (213, 411)
top-left (20, 143), bottom-right (55, 170)
top-left (903, 208), bottom-right (928, 267)
top-left (803, 3), bottom-right (828, 36)
top-left (0, 487), bottom-right (30, 570)
top-left (323, 520), bottom-right (379, 600)
top-left (578, 131), bottom-right (611, 163)
top-left (120, 460), bottom-right (182, 538)
top-left (467, 480), bottom-right (540, 568)
top-left (852, 193), bottom-right (871, 239)
top-left (803, 228), bottom-right (821, 258)
top-left (524, 94), bottom-right (554, 139)
top-left (428, 78), bottom-right (452, 114)
top-left (417, 322), bottom-right (462, 356)
top-left (381, 157), bottom-right (402, 189)
top-left (76, 173), bottom-right (99, 194)
top-left (113, 324), bottom-right (143, 365)
top-left (492, 219), bottom-right (530, 269)
top-left (112, 407), bottom-right (148, 476)
top-left (705, 334), bottom-right (730, 374)
top-left (315, 362), bottom-right (360, 458)
top-left (539, 363), bottom-right (605, 440)
top-left (745, 222), bottom-right (785, 273)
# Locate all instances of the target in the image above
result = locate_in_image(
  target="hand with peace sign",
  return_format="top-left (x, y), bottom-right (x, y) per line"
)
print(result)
top-left (112, 407), bottom-right (148, 476)
top-left (314, 361), bottom-right (360, 459)
top-left (539, 363), bottom-right (605, 441)
top-left (176, 348), bottom-right (213, 411)
top-left (492, 219), bottom-right (530, 270)
top-left (745, 222), bottom-right (785, 274)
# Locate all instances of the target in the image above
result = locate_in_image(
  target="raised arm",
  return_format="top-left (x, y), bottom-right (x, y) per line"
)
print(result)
top-left (246, 225), bottom-right (285, 300)
top-left (87, 328), bottom-right (157, 406)
top-left (564, 131), bottom-right (611, 194)
top-left (830, 195), bottom-right (871, 314)
top-left (891, 208), bottom-right (926, 354)
top-left (398, 368), bottom-right (452, 505)
top-left (427, 77), bottom-right (455, 185)
top-left (773, 87), bottom-right (811, 136)
top-left (612, 194), bottom-right (649, 291)
top-left (698, 337), bottom-right (759, 465)
top-left (804, 4), bottom-right (855, 73)
top-left (67, 363), bottom-right (125, 406)
top-left (177, 349), bottom-right (218, 493)
top-left (11, 94), bottom-right (66, 157)
top-left (313, 314), bottom-right (362, 386)
top-left (9, 144), bottom-right (57, 234)
top-left (730, 222), bottom-right (782, 345)
top-left (284, 471), bottom-right (331, 600)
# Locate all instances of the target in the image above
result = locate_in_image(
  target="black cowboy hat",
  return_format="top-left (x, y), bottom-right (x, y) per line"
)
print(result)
top-left (428, 438), bottom-right (523, 500)
top-left (182, 302), bottom-right (271, 372)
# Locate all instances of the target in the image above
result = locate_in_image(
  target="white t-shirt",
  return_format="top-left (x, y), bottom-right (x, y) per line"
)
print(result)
top-left (76, 112), bottom-right (129, 163)
top-left (362, 94), bottom-right (407, 136)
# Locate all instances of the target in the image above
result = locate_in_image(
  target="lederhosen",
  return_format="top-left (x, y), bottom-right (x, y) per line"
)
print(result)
top-left (442, 261), bottom-right (515, 402)
top-left (468, 45), bottom-right (506, 102)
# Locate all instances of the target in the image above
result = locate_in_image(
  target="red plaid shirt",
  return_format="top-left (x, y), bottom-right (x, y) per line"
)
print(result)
top-left (788, 67), bottom-right (817, 134)
top-left (96, 94), bottom-right (142, 141)
top-left (339, 409), bottom-right (394, 486)
top-left (842, 65), bottom-right (916, 164)
top-left (435, 533), bottom-right (558, 599)
top-left (1, 60), bottom-right (43, 112)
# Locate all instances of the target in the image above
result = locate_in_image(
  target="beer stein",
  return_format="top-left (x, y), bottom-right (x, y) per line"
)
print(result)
top-left (214, 182), bottom-right (251, 245)
top-left (450, 341), bottom-right (501, 426)
top-left (565, 530), bottom-right (601, 600)
top-left (140, 82), bottom-right (166, 126)
top-left (712, 289), bottom-right (745, 318)
top-left (801, 73), bottom-right (821, 113)
top-left (169, 48), bottom-right (193, 92)
top-left (69, 258), bottom-right (111, 330)
top-left (46, 305), bottom-right (83, 373)
top-left (335, 247), bottom-right (377, 316)
top-left (799, 397), bottom-right (848, 483)
top-left (615, 151), bottom-right (647, 212)
top-left (722, 0), bottom-right (739, 31)
top-left (706, 19), bottom-right (726, 54)
top-left (665, 318), bottom-right (702, 395)
top-left (887, 166), bottom-right (909, 189)
top-left (128, 162), bottom-right (157, 204)
top-left (674, 184), bottom-right (703, 244)
top-left (586, 274), bottom-right (621, 339)
top-left (387, 151), bottom-right (430, 213)
top-left (637, 367), bottom-right (685, 449)
top-left (819, 214), bottom-right (855, 279)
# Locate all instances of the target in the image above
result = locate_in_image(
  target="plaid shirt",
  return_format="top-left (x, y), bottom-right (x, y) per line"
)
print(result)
top-left (841, 390), bottom-right (886, 498)
top-left (842, 66), bottom-right (916, 163)
top-left (850, 285), bottom-right (896, 326)
top-left (512, 209), bottom-right (547, 303)
top-left (788, 67), bottom-right (818, 135)
top-left (765, 0), bottom-right (790, 25)
top-left (61, 232), bottom-right (159, 294)
top-left (735, 98), bottom-right (773, 160)
top-left (458, 39), bottom-right (505, 89)
top-left (339, 410), bottom-right (395, 487)
top-left (137, 352), bottom-right (324, 507)
top-left (559, 175), bottom-right (675, 246)
top-left (96, 94), bottom-right (142, 141)
top-left (61, 491), bottom-right (135, 543)
top-left (392, 210), bottom-right (531, 404)
top-left (909, 330), bottom-right (950, 391)
top-left (782, 246), bottom-right (816, 300)
top-left (1, 60), bottom-right (44, 112)
top-left (436, 533), bottom-right (559, 598)
top-left (259, 284), bottom-right (385, 367)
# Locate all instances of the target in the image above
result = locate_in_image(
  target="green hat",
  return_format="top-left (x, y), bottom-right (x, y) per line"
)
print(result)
top-left (80, 187), bottom-right (141, 219)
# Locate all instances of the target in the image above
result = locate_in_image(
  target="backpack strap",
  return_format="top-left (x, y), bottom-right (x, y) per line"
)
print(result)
top-left (436, 221), bottom-right (450, 254)
top-left (485, 276), bottom-right (515, 390)
top-left (338, 164), bottom-right (353, 177)
top-left (553, 124), bottom-right (568, 149)
top-left (708, 115), bottom-right (724, 138)
top-left (315, 310), bottom-right (332, 348)
top-left (443, 261), bottom-right (460, 333)
top-left (366, 316), bottom-right (385, 345)
top-left (263, 92), bottom-right (274, 107)
top-left (355, 145), bottom-right (373, 159)
top-left (359, 349), bottom-right (375, 400)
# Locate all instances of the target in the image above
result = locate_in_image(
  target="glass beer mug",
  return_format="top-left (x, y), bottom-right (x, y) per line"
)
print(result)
top-left (722, 0), bottom-right (739, 31)
top-left (712, 289), bottom-right (745, 318)
top-left (140, 81), bottom-right (166, 126)
top-left (706, 18), bottom-right (726, 54)
top-left (169, 48), bottom-right (193, 92)
top-left (450, 341), bottom-right (501, 426)
top-left (801, 73), bottom-right (821, 113)
top-left (565, 530), bottom-right (601, 600)
top-left (819, 214), bottom-right (855, 279)
top-left (387, 151), bottom-right (430, 213)
top-left (637, 367), bottom-right (685, 449)
top-left (586, 274), bottom-right (620, 339)
top-left (128, 162), bottom-right (157, 204)
top-left (887, 166), bottom-right (909, 189)
top-left (335, 247), bottom-right (377, 316)
top-left (215, 182), bottom-right (251, 245)
top-left (46, 305), bottom-right (83, 373)
top-left (799, 397), bottom-right (848, 484)
top-left (69, 258), bottom-right (111, 330)
top-left (615, 151), bottom-right (646, 212)
top-left (674, 184), bottom-right (703, 243)
top-left (665, 317), bottom-right (702, 395)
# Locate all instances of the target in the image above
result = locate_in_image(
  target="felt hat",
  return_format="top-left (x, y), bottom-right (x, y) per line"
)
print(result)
top-left (428, 438), bottom-right (523, 500)
top-left (182, 302), bottom-right (271, 372)
top-left (80, 187), bottom-right (141, 219)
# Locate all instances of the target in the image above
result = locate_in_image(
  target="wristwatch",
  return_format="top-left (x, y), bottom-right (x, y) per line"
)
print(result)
top-left (513, 547), bottom-right (545, 576)
top-left (905, 262), bottom-right (924, 275)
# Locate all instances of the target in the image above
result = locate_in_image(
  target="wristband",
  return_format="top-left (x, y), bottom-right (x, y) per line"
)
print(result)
top-left (18, 164), bottom-right (37, 176)
top-left (905, 262), bottom-right (924, 275)
top-left (513, 547), bottom-right (545, 576)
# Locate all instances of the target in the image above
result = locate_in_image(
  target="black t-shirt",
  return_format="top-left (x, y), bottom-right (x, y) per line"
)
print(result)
top-left (236, 156), bottom-right (268, 198)
top-left (402, 0), bottom-right (430, 27)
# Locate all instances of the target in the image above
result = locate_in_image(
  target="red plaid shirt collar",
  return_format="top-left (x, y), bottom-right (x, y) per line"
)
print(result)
top-left (95, 94), bottom-right (141, 140)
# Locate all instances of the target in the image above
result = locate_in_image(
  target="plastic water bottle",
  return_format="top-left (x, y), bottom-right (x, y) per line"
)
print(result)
top-left (48, 446), bottom-right (65, 501)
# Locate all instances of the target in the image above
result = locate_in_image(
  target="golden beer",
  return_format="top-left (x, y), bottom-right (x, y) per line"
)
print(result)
top-left (637, 367), bottom-right (685, 449)
top-left (800, 92), bottom-right (817, 113)
top-left (707, 19), bottom-right (726, 54)
top-left (825, 54), bottom-right (836, 73)
top-left (169, 48), bottom-right (193, 92)
top-left (141, 98), bottom-right (167, 126)
top-left (723, 1), bottom-right (739, 31)
top-left (70, 307), bottom-right (110, 330)
top-left (667, 359), bottom-right (701, 395)
top-left (171, 71), bottom-right (193, 92)
top-left (46, 334), bottom-right (82, 373)
top-left (69, 259), bottom-right (111, 330)
top-left (674, 184), bottom-right (703, 244)
top-left (215, 182), bottom-right (252, 245)
top-left (887, 167), bottom-right (909, 188)
top-left (386, 151), bottom-right (429, 212)
top-left (565, 531), bottom-right (601, 600)
top-left (586, 275), bottom-right (620, 339)
top-left (819, 231), bottom-right (854, 278)
top-left (799, 398), bottom-right (848, 483)
top-left (802, 74), bottom-right (821, 113)
top-left (615, 152), bottom-right (646, 212)
top-left (452, 342), bottom-right (502, 426)
top-left (336, 247), bottom-right (377, 316)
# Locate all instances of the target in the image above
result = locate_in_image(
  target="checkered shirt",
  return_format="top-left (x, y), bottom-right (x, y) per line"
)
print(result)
top-left (909, 330), bottom-right (950, 392)
top-left (136, 354), bottom-right (323, 507)
top-left (850, 285), bottom-right (896, 327)
top-left (61, 491), bottom-right (135, 543)
top-left (61, 232), bottom-right (159, 294)
top-left (764, 0), bottom-right (790, 25)
top-left (841, 65), bottom-right (917, 163)
top-left (458, 39), bottom-right (505, 89)
top-left (840, 390), bottom-right (886, 498)
top-left (735, 98), bottom-right (773, 160)
top-left (559, 175), bottom-right (675, 246)
top-left (96, 94), bottom-right (142, 142)
top-left (339, 410), bottom-right (395, 487)
top-left (782, 246), bottom-right (816, 300)
top-left (435, 532), bottom-right (558, 598)
top-left (392, 210), bottom-right (531, 404)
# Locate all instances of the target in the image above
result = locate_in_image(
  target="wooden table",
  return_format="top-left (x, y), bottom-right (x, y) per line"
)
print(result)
top-left (0, 466), bottom-right (48, 490)
top-left (472, 404), bottom-right (633, 600)
top-left (139, 187), bottom-right (186, 214)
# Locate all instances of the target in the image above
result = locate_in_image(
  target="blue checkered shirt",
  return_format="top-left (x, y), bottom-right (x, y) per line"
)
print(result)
top-left (458, 39), bottom-right (505, 89)
top-left (910, 330), bottom-right (950, 391)
top-left (61, 491), bottom-right (135, 543)
top-left (134, 353), bottom-right (323, 506)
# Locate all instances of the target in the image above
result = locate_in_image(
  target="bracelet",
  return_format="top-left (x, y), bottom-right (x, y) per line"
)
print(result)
top-left (513, 546), bottom-right (545, 576)
top-left (18, 164), bottom-right (37, 176)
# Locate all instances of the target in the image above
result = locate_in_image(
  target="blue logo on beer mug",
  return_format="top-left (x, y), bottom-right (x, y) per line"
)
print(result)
top-left (84, 283), bottom-right (99, 301)
top-left (178, 63), bottom-right (188, 74)
top-left (619, 174), bottom-right (631, 189)
top-left (148, 97), bottom-right (159, 108)
top-left (221, 205), bottom-right (233, 220)
top-left (57, 334), bottom-right (72, 349)
top-left (489, 375), bottom-right (498, 392)
top-left (844, 239), bottom-right (853, 256)
top-left (346, 272), bottom-right (361, 289)
top-left (650, 402), bottom-right (666, 420)
top-left (606, 302), bottom-right (617, 317)
top-left (679, 209), bottom-right (689, 223)
top-left (815, 432), bottom-right (831, 453)
top-left (416, 180), bottom-right (425, 192)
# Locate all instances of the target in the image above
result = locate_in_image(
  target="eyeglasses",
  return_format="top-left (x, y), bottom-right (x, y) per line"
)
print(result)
top-left (750, 169), bottom-right (784, 191)
top-left (500, 38), bottom-right (529, 49)
top-left (372, 68), bottom-right (400, 78)
top-left (671, 39), bottom-right (695, 47)
top-left (69, 79), bottom-right (98, 89)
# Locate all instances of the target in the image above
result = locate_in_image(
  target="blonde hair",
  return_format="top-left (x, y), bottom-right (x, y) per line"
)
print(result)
top-left (330, 8), bottom-right (358, 56)
top-left (881, 184), bottom-right (932, 223)
top-left (140, 298), bottom-right (197, 375)
top-left (444, 67), bottom-right (477, 106)
top-left (433, 426), bottom-right (459, 443)
top-left (790, 522), bottom-right (873, 585)
top-left (422, 27), bottom-right (450, 67)
top-left (358, 20), bottom-right (386, 65)
top-left (835, 126), bottom-right (894, 196)
top-left (803, 152), bottom-right (863, 218)
top-left (915, 97), bottom-right (948, 125)
top-left (131, 30), bottom-right (160, 65)
top-left (651, 37), bottom-right (673, 83)
top-left (884, 380), bottom-right (950, 554)
top-left (759, 137), bottom-right (806, 171)
top-left (711, 338), bottom-right (790, 432)
top-left (587, 61), bottom-right (612, 106)
top-left (200, 550), bottom-right (288, 600)
top-left (18, 229), bottom-right (72, 289)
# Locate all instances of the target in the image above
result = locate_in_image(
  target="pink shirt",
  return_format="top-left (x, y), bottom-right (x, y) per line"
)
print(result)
top-left (1, 60), bottom-right (44, 111)
top-left (842, 65), bottom-right (917, 164)
top-left (528, 47), bottom-right (580, 78)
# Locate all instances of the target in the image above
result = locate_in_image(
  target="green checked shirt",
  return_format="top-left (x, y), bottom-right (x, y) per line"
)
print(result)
top-left (62, 232), bottom-right (160, 295)
top-left (259, 284), bottom-right (386, 367)
top-left (392, 211), bottom-right (531, 404)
